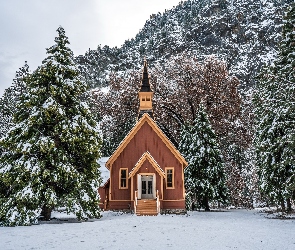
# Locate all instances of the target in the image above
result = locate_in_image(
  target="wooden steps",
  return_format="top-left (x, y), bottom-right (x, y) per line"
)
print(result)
top-left (136, 199), bottom-right (158, 216)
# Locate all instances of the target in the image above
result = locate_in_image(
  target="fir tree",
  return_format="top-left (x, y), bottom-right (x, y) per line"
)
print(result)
top-left (179, 105), bottom-right (228, 211)
top-left (0, 27), bottom-right (102, 226)
top-left (254, 4), bottom-right (295, 211)
top-left (0, 61), bottom-right (30, 140)
top-left (0, 62), bottom-right (30, 211)
top-left (179, 122), bottom-right (194, 210)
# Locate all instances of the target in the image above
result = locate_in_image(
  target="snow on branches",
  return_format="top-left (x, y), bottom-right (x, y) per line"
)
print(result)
top-left (0, 27), bottom-right (102, 226)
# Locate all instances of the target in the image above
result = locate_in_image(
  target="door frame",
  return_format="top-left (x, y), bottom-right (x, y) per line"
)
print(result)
top-left (137, 173), bottom-right (156, 199)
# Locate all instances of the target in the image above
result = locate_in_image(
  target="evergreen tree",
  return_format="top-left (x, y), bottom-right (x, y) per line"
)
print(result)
top-left (254, 4), bottom-right (295, 211)
top-left (179, 122), bottom-right (194, 210)
top-left (0, 62), bottom-right (30, 212)
top-left (0, 61), bottom-right (30, 140)
top-left (179, 105), bottom-right (228, 211)
top-left (0, 27), bottom-right (102, 226)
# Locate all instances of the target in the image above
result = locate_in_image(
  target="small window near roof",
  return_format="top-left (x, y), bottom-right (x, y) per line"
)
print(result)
top-left (120, 168), bottom-right (128, 189)
top-left (166, 168), bottom-right (174, 189)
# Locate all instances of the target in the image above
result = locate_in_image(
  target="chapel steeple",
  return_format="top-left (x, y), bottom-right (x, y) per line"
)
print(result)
top-left (138, 58), bottom-right (154, 119)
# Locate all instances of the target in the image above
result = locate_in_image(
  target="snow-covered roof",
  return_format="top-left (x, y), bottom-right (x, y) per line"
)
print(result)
top-left (97, 157), bottom-right (110, 186)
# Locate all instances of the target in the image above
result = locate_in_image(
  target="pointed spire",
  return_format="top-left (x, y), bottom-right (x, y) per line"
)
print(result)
top-left (138, 58), bottom-right (154, 120)
top-left (140, 58), bottom-right (152, 92)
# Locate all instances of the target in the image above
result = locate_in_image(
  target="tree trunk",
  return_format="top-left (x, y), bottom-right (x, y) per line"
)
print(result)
top-left (204, 196), bottom-right (210, 211)
top-left (192, 202), bottom-right (195, 211)
top-left (41, 205), bottom-right (52, 221)
top-left (286, 198), bottom-right (292, 213)
top-left (280, 199), bottom-right (285, 212)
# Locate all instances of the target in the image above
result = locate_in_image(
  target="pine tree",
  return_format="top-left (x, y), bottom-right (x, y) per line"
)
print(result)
top-left (0, 62), bottom-right (30, 213)
top-left (0, 27), bottom-right (102, 226)
top-left (178, 122), bottom-right (194, 210)
top-left (179, 105), bottom-right (228, 211)
top-left (0, 62), bottom-right (30, 140)
top-left (254, 4), bottom-right (295, 211)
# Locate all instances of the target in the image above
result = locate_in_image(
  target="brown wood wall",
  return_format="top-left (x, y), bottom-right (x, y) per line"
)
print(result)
top-left (108, 121), bottom-right (185, 208)
top-left (98, 186), bottom-right (109, 209)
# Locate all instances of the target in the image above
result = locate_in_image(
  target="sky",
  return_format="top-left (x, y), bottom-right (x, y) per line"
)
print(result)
top-left (0, 0), bottom-right (181, 97)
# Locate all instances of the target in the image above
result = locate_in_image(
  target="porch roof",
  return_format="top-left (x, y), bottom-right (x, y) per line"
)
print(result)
top-left (129, 151), bottom-right (165, 178)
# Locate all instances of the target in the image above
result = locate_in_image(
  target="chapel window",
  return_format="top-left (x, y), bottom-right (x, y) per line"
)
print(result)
top-left (166, 168), bottom-right (174, 189)
top-left (120, 168), bottom-right (128, 189)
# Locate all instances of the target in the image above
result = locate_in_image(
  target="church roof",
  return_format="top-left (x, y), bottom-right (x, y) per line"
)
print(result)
top-left (106, 113), bottom-right (188, 169)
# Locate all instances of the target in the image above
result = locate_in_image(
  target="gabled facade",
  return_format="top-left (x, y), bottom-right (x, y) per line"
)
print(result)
top-left (99, 60), bottom-right (187, 214)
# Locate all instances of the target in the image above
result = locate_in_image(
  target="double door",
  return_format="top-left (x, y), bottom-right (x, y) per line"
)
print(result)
top-left (137, 174), bottom-right (156, 199)
top-left (141, 175), bottom-right (153, 199)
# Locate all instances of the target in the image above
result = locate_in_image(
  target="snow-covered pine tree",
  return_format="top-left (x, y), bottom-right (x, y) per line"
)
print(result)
top-left (0, 27), bottom-right (102, 226)
top-left (254, 3), bottom-right (295, 211)
top-left (0, 62), bottom-right (30, 216)
top-left (178, 122), bottom-right (194, 210)
top-left (179, 105), bottom-right (228, 211)
top-left (0, 61), bottom-right (29, 140)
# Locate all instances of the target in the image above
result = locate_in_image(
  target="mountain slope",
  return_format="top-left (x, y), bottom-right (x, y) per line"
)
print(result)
top-left (76, 0), bottom-right (292, 90)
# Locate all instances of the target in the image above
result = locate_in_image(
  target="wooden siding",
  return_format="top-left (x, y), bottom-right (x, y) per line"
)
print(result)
top-left (98, 186), bottom-right (109, 210)
top-left (161, 200), bottom-right (185, 209)
top-left (107, 200), bottom-right (131, 210)
top-left (106, 114), bottom-right (187, 168)
top-left (110, 121), bottom-right (184, 203)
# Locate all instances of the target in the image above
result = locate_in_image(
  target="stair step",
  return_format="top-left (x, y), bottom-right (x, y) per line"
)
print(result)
top-left (136, 213), bottom-right (158, 216)
top-left (135, 199), bottom-right (158, 216)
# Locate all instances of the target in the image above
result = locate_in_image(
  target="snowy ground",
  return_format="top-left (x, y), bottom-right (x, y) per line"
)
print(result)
top-left (1, 209), bottom-right (294, 250)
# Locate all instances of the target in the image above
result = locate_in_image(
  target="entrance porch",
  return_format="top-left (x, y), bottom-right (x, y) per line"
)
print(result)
top-left (133, 174), bottom-right (160, 216)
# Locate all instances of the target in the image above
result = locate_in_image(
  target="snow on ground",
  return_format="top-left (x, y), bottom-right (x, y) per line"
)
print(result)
top-left (1, 209), bottom-right (294, 250)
